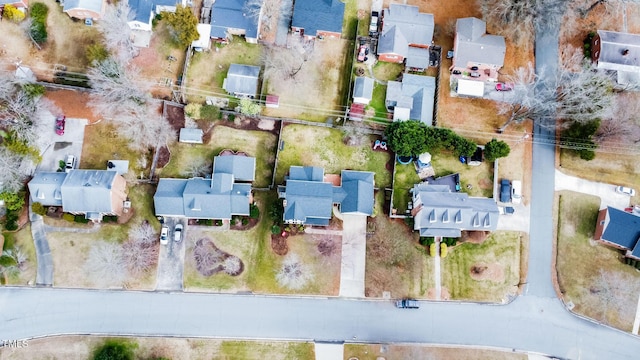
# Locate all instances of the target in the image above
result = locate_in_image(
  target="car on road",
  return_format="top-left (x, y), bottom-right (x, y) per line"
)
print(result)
top-left (64, 155), bottom-right (76, 173)
top-left (500, 179), bottom-right (512, 203)
top-left (174, 224), bottom-right (183, 242)
top-left (616, 186), bottom-right (636, 196)
top-left (395, 299), bottom-right (419, 309)
top-left (55, 115), bottom-right (66, 135)
top-left (357, 45), bottom-right (367, 62)
top-left (511, 180), bottom-right (522, 204)
top-left (160, 226), bottom-right (169, 245)
top-left (495, 82), bottom-right (514, 91)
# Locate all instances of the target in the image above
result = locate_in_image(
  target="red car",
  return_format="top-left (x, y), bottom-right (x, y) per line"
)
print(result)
top-left (357, 45), bottom-right (366, 62)
top-left (55, 115), bottom-right (66, 135)
top-left (495, 82), bottom-right (514, 91)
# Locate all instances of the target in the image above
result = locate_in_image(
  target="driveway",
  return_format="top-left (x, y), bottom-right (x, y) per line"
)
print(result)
top-left (155, 218), bottom-right (187, 291)
top-left (339, 214), bottom-right (367, 298)
top-left (28, 209), bottom-right (53, 286)
top-left (38, 118), bottom-right (87, 172)
top-left (497, 202), bottom-right (530, 232)
top-left (555, 169), bottom-right (631, 209)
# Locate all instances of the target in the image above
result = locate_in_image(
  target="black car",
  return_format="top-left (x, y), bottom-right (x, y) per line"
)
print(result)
top-left (500, 179), bottom-right (512, 203)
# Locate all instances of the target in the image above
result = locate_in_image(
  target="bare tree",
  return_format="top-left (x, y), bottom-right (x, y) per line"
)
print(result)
top-left (0, 247), bottom-right (28, 283)
top-left (578, 0), bottom-right (640, 17)
top-left (85, 241), bottom-right (127, 287)
top-left (115, 105), bottom-right (176, 152)
top-left (0, 147), bottom-right (36, 193)
top-left (222, 256), bottom-right (242, 275)
top-left (276, 254), bottom-right (313, 290)
top-left (98, 0), bottom-right (137, 62)
top-left (594, 93), bottom-right (640, 145)
top-left (184, 159), bottom-right (212, 178)
top-left (123, 223), bottom-right (159, 277)
top-left (262, 37), bottom-right (314, 82)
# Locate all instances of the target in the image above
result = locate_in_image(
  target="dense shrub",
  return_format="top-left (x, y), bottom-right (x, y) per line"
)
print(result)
top-left (241, 217), bottom-right (249, 226)
top-left (250, 204), bottom-right (260, 219)
top-left (271, 225), bottom-right (281, 234)
top-left (2, 4), bottom-right (25, 22)
top-left (429, 243), bottom-right (437, 257)
top-left (62, 213), bottom-right (75, 222)
top-left (440, 243), bottom-right (448, 258)
top-left (31, 202), bottom-right (46, 216)
top-left (92, 339), bottom-right (136, 360)
top-left (0, 192), bottom-right (25, 212)
top-left (103, 215), bottom-right (118, 223)
top-left (419, 237), bottom-right (435, 246)
top-left (442, 237), bottom-right (458, 247)
top-left (29, 3), bottom-right (49, 45)
top-left (74, 215), bottom-right (90, 223)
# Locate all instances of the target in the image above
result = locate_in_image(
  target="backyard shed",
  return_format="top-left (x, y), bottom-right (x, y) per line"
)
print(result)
top-left (179, 128), bottom-right (204, 144)
top-left (457, 79), bottom-right (485, 98)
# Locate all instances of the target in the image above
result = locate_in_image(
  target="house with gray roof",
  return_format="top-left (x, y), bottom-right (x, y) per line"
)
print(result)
top-left (353, 77), bottom-right (374, 105)
top-left (63, 0), bottom-right (106, 20)
top-left (279, 166), bottom-right (374, 225)
top-left (210, 0), bottom-right (260, 44)
top-left (591, 30), bottom-right (640, 85)
top-left (223, 64), bottom-right (261, 98)
top-left (452, 17), bottom-right (506, 82)
top-left (128, 0), bottom-right (186, 32)
top-left (153, 155), bottom-right (255, 220)
top-left (291, 0), bottom-right (345, 39)
top-left (377, 4), bottom-right (433, 65)
top-left (386, 74), bottom-right (436, 124)
top-left (28, 170), bottom-right (128, 221)
top-left (594, 206), bottom-right (640, 260)
top-left (411, 184), bottom-right (499, 237)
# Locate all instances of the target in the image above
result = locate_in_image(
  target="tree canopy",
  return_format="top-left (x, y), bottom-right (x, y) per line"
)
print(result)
top-left (162, 5), bottom-right (199, 48)
top-left (484, 139), bottom-right (511, 162)
top-left (385, 120), bottom-right (428, 157)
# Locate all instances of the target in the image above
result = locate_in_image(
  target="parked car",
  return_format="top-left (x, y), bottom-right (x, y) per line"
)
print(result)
top-left (500, 179), bottom-right (512, 203)
top-left (64, 155), bottom-right (76, 173)
top-left (369, 11), bottom-right (379, 36)
top-left (55, 115), bottom-right (66, 135)
top-left (616, 186), bottom-right (636, 196)
top-left (395, 299), bottom-right (420, 309)
top-left (511, 180), bottom-right (522, 204)
top-left (357, 45), bottom-right (367, 62)
top-left (499, 206), bottom-right (515, 215)
top-left (496, 82), bottom-right (514, 91)
top-left (160, 226), bottom-right (169, 245)
top-left (174, 224), bottom-right (183, 242)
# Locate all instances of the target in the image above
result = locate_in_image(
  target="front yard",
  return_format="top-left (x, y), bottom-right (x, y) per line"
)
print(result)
top-left (1, 225), bottom-right (37, 286)
top-left (275, 124), bottom-right (392, 187)
top-left (556, 191), bottom-right (640, 331)
top-left (158, 122), bottom-right (278, 188)
top-left (344, 344), bottom-right (526, 360)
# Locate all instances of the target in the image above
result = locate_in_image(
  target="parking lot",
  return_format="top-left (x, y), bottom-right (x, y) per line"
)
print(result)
top-left (37, 115), bottom-right (87, 172)
top-left (155, 217), bottom-right (187, 291)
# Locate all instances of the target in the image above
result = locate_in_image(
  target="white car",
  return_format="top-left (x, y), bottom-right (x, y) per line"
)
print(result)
top-left (174, 224), bottom-right (183, 242)
top-left (160, 226), bottom-right (169, 245)
top-left (511, 180), bottom-right (522, 204)
top-left (64, 155), bottom-right (76, 173)
top-left (616, 186), bottom-right (636, 196)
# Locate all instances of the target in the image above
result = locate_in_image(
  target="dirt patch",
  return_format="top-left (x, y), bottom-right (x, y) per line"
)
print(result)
top-left (426, 287), bottom-right (451, 300)
top-left (477, 177), bottom-right (493, 189)
top-left (156, 146), bottom-right (171, 169)
top-left (461, 230), bottom-right (490, 244)
top-left (219, 116), bottom-right (280, 135)
top-left (317, 236), bottom-right (338, 256)
top-left (45, 89), bottom-right (98, 123)
top-left (470, 263), bottom-right (505, 282)
top-left (229, 217), bottom-right (259, 231)
top-left (193, 238), bottom-right (244, 277)
top-left (164, 103), bottom-right (185, 131)
top-left (258, 119), bottom-right (276, 131)
top-left (271, 233), bottom-right (289, 255)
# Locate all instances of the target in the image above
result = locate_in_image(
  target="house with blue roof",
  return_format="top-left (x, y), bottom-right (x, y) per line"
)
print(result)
top-left (386, 74), bottom-right (436, 125)
top-left (279, 166), bottom-right (374, 226)
top-left (595, 207), bottom-right (640, 261)
top-left (209, 0), bottom-right (260, 44)
top-left (28, 170), bottom-right (128, 222)
top-left (291, 0), bottom-right (345, 39)
top-left (128, 0), bottom-right (186, 32)
top-left (153, 155), bottom-right (256, 220)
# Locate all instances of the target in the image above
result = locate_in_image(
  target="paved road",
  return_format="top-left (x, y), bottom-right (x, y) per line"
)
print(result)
top-left (1, 287), bottom-right (639, 359)
top-left (555, 169), bottom-right (631, 210)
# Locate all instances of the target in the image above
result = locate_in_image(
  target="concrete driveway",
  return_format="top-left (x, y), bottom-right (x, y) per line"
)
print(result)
top-left (497, 201), bottom-right (531, 232)
top-left (555, 169), bottom-right (631, 209)
top-left (155, 218), bottom-right (187, 291)
top-left (38, 117), bottom-right (87, 172)
top-left (339, 214), bottom-right (367, 298)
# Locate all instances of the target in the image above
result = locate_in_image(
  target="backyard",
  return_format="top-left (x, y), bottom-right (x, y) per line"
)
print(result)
top-left (441, 231), bottom-right (524, 302)
top-left (556, 191), bottom-right (640, 331)
top-left (275, 124), bottom-right (392, 187)
top-left (158, 123), bottom-right (278, 188)
top-left (185, 36), bottom-right (262, 103)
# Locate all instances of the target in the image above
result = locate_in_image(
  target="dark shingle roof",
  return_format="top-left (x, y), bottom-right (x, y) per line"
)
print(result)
top-left (213, 155), bottom-right (256, 182)
top-left (340, 170), bottom-right (374, 215)
top-left (283, 179), bottom-right (334, 223)
top-left (291, 0), bottom-right (345, 36)
top-left (210, 0), bottom-right (258, 39)
top-left (454, 17), bottom-right (506, 68)
top-left (154, 178), bottom-right (189, 216)
top-left (602, 207), bottom-right (640, 249)
top-left (386, 74), bottom-right (436, 125)
top-left (129, 0), bottom-right (180, 23)
top-left (377, 4), bottom-right (433, 56)
top-left (224, 64), bottom-right (260, 97)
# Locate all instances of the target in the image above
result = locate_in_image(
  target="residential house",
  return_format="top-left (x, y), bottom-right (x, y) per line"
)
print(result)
top-left (210, 0), bottom-right (259, 44)
top-left (385, 74), bottom-right (436, 124)
top-left (63, 0), bottom-right (106, 20)
top-left (291, 0), bottom-right (345, 39)
top-left (594, 206), bottom-right (640, 260)
top-left (591, 30), bottom-right (640, 85)
top-left (279, 166), bottom-right (374, 225)
top-left (452, 17), bottom-right (506, 82)
top-left (153, 155), bottom-right (256, 220)
top-left (353, 76), bottom-right (374, 105)
top-left (128, 0), bottom-right (186, 32)
top-left (0, 0), bottom-right (28, 10)
top-left (411, 184), bottom-right (499, 237)
top-left (377, 4), bottom-right (434, 65)
top-left (223, 64), bottom-right (261, 98)
top-left (28, 170), bottom-right (128, 221)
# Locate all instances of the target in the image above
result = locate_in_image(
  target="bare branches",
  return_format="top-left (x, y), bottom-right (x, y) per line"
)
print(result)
top-left (123, 222), bottom-right (159, 277)
top-left (98, 0), bottom-right (136, 62)
top-left (262, 37), bottom-right (314, 82)
top-left (85, 241), bottom-right (127, 287)
top-left (276, 254), bottom-right (313, 290)
top-left (594, 93), bottom-right (640, 145)
top-left (0, 144), bottom-right (36, 193)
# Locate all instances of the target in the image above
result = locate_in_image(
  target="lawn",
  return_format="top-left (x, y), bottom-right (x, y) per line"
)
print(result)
top-left (391, 162), bottom-right (420, 216)
top-left (0, 336), bottom-right (314, 360)
top-left (556, 191), bottom-right (640, 331)
top-left (275, 124), bottom-right (392, 187)
top-left (440, 231), bottom-right (523, 302)
top-left (372, 62), bottom-right (404, 81)
top-left (344, 344), bottom-right (527, 360)
top-left (158, 124), bottom-right (278, 188)
top-left (1, 225), bottom-right (37, 286)
top-left (368, 83), bottom-right (389, 122)
top-left (185, 36), bottom-right (263, 102)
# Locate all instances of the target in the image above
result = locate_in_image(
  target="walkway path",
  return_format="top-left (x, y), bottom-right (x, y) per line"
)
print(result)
top-left (43, 224), bottom-right (100, 234)
top-left (434, 237), bottom-right (441, 300)
top-left (554, 169), bottom-right (631, 209)
top-left (28, 206), bottom-right (53, 286)
top-left (339, 214), bottom-right (367, 298)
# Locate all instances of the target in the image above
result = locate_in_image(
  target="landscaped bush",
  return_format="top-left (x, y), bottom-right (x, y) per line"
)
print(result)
top-left (29, 3), bottom-right (49, 45)
top-left (429, 243), bottom-right (437, 257)
top-left (4, 211), bottom-right (19, 231)
top-left (0, 191), bottom-right (25, 212)
top-left (250, 203), bottom-right (260, 219)
top-left (74, 215), bottom-right (90, 224)
top-left (2, 4), bottom-right (25, 22)
top-left (31, 202), bottom-right (46, 216)
top-left (92, 339), bottom-right (137, 360)
top-left (241, 217), bottom-right (249, 226)
top-left (419, 237), bottom-right (435, 246)
top-left (62, 213), bottom-right (75, 222)
top-left (214, 220), bottom-right (222, 226)
top-left (442, 237), bottom-right (458, 247)
top-left (103, 215), bottom-right (118, 223)
top-left (271, 225), bottom-right (281, 234)
top-left (440, 243), bottom-right (448, 258)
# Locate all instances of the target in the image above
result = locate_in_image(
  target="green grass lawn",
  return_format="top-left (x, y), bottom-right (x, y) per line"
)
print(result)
top-left (392, 162), bottom-right (420, 215)
top-left (430, 152), bottom-right (494, 198)
top-left (275, 124), bottom-right (392, 187)
top-left (368, 83), bottom-right (388, 122)
top-left (219, 341), bottom-right (314, 359)
top-left (81, 122), bottom-right (149, 176)
top-left (441, 231), bottom-right (522, 302)
top-left (373, 62), bottom-right (404, 81)
top-left (556, 191), bottom-right (640, 331)
top-left (159, 124), bottom-right (277, 188)
top-left (342, 0), bottom-right (358, 40)
top-left (2, 225), bottom-right (37, 285)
